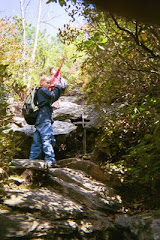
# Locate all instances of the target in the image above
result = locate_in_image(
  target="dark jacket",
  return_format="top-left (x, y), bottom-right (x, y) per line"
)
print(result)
top-left (35, 85), bottom-right (61, 125)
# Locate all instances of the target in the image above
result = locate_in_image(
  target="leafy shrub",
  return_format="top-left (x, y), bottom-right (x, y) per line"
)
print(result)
top-left (0, 65), bottom-right (21, 184)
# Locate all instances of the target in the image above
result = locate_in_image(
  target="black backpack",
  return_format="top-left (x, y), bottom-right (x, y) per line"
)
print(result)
top-left (22, 87), bottom-right (39, 125)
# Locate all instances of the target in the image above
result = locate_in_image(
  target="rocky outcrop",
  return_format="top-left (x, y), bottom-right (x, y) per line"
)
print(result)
top-left (1, 158), bottom-right (122, 240)
top-left (1, 158), bottom-right (160, 240)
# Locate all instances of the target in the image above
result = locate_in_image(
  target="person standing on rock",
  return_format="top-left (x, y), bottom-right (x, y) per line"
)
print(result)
top-left (29, 75), bottom-right (62, 168)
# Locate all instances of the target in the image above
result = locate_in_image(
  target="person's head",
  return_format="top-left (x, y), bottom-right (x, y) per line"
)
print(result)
top-left (39, 75), bottom-right (51, 89)
top-left (50, 67), bottom-right (56, 75)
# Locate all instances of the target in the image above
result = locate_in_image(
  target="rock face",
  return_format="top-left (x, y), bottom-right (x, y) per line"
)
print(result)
top-left (1, 159), bottom-right (160, 239)
top-left (1, 158), bottom-right (121, 240)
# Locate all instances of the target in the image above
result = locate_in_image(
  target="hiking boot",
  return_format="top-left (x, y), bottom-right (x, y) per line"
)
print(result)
top-left (44, 161), bottom-right (60, 169)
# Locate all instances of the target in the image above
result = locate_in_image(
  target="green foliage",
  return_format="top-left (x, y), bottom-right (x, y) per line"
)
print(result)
top-left (0, 65), bottom-right (21, 172)
top-left (123, 97), bottom-right (160, 189)
top-left (59, 3), bottom-right (160, 191)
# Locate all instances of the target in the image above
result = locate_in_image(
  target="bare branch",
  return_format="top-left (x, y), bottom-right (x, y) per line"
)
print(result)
top-left (40, 21), bottom-right (59, 29)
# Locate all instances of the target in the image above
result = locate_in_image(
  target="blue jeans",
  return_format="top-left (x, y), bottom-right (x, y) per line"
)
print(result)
top-left (29, 122), bottom-right (56, 163)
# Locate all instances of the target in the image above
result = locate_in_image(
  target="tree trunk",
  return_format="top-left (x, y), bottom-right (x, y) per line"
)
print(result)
top-left (20, 0), bottom-right (26, 82)
top-left (27, 0), bottom-right (42, 89)
top-left (31, 0), bottom-right (42, 61)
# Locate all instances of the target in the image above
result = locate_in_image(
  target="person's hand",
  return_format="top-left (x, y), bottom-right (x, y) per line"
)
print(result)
top-left (61, 56), bottom-right (66, 62)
